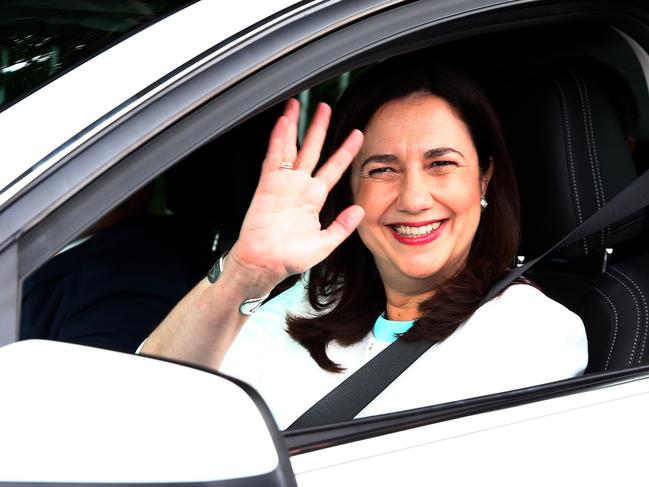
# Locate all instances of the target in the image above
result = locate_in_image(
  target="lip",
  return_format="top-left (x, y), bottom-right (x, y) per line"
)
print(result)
top-left (389, 219), bottom-right (446, 227)
top-left (388, 219), bottom-right (447, 246)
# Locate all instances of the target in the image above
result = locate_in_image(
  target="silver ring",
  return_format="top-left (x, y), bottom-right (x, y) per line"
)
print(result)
top-left (280, 161), bottom-right (295, 170)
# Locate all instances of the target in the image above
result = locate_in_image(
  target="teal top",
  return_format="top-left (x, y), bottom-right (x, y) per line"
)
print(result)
top-left (372, 314), bottom-right (415, 343)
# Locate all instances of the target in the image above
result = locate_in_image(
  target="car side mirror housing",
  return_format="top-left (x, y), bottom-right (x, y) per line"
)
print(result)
top-left (0, 340), bottom-right (296, 486)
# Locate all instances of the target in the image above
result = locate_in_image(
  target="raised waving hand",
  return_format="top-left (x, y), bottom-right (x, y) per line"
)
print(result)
top-left (227, 98), bottom-right (365, 286)
top-left (142, 99), bottom-right (364, 365)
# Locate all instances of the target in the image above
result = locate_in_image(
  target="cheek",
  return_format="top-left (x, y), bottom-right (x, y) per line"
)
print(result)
top-left (351, 183), bottom-right (379, 250)
top-left (440, 180), bottom-right (484, 243)
top-left (352, 180), bottom-right (390, 219)
top-left (454, 187), bottom-right (483, 238)
top-left (439, 177), bottom-right (482, 212)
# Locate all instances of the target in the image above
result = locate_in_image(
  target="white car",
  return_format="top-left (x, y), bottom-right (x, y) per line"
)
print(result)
top-left (2, 0), bottom-right (649, 485)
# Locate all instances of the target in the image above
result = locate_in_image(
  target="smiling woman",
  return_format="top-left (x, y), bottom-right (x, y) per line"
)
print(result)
top-left (141, 55), bottom-right (588, 429)
top-left (287, 59), bottom-right (524, 369)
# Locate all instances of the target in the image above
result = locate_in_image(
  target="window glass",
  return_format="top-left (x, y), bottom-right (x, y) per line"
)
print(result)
top-left (0, 0), bottom-right (196, 111)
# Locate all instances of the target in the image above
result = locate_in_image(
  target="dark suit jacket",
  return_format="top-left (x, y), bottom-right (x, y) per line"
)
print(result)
top-left (21, 215), bottom-right (215, 353)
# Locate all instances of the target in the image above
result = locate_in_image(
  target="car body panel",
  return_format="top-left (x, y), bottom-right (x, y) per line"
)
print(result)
top-left (0, 340), bottom-right (294, 485)
top-left (292, 373), bottom-right (649, 485)
top-left (0, 244), bottom-right (17, 346)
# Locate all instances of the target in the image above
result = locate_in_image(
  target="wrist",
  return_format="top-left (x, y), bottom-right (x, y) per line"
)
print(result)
top-left (224, 244), bottom-right (286, 292)
top-left (205, 249), bottom-right (279, 315)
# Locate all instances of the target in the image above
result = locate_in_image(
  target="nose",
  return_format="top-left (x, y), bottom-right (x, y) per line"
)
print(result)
top-left (395, 169), bottom-right (435, 214)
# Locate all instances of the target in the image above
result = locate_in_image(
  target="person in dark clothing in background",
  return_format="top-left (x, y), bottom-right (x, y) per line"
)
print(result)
top-left (20, 186), bottom-right (211, 353)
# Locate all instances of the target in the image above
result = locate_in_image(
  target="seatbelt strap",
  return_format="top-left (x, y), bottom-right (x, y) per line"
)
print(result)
top-left (288, 169), bottom-right (649, 430)
top-left (484, 168), bottom-right (649, 302)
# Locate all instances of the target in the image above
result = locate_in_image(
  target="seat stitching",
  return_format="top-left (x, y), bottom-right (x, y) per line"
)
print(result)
top-left (577, 73), bottom-right (607, 248)
top-left (593, 287), bottom-right (618, 371)
top-left (545, 75), bottom-right (588, 254)
top-left (570, 70), bottom-right (605, 250)
top-left (571, 71), bottom-right (603, 208)
top-left (606, 270), bottom-right (641, 366)
top-left (611, 267), bottom-right (649, 361)
top-left (581, 78), bottom-right (608, 247)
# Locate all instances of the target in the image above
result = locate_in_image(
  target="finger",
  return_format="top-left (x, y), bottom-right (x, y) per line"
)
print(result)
top-left (260, 116), bottom-right (289, 176)
top-left (283, 97), bottom-right (300, 124)
top-left (295, 102), bottom-right (331, 174)
top-left (315, 129), bottom-right (364, 191)
top-left (283, 99), bottom-right (300, 166)
top-left (284, 119), bottom-right (298, 166)
top-left (319, 205), bottom-right (365, 255)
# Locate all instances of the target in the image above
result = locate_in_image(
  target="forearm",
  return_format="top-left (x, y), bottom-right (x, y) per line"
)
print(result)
top-left (141, 255), bottom-right (278, 370)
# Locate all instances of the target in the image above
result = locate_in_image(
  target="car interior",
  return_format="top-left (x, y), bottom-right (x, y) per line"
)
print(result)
top-left (18, 18), bottom-right (649, 405)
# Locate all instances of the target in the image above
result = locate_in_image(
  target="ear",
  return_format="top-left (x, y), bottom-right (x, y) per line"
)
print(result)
top-left (480, 157), bottom-right (495, 195)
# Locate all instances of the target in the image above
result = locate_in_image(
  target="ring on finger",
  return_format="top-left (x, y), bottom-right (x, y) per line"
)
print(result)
top-left (280, 161), bottom-right (295, 170)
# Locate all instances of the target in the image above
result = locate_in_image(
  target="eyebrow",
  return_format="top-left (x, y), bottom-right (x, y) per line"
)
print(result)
top-left (360, 146), bottom-right (465, 168)
top-left (425, 147), bottom-right (464, 159)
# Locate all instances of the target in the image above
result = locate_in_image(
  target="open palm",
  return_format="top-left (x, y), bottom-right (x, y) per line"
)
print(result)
top-left (229, 99), bottom-right (365, 284)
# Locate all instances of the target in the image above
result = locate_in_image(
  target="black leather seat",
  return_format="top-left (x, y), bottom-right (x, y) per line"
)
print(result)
top-left (492, 63), bottom-right (649, 372)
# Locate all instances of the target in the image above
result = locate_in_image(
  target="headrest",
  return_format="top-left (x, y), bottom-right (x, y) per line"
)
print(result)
top-left (493, 64), bottom-right (643, 259)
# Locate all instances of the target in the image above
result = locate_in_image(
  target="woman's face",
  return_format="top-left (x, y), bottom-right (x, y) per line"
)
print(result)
top-left (350, 93), bottom-right (492, 293)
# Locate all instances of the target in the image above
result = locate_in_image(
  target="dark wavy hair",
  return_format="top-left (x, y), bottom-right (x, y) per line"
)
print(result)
top-left (287, 56), bottom-right (521, 372)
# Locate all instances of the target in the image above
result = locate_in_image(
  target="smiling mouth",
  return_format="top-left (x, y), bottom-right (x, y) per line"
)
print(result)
top-left (391, 221), bottom-right (444, 237)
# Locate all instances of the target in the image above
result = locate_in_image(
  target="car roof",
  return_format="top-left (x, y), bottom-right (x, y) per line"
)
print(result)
top-left (0, 0), bottom-right (307, 207)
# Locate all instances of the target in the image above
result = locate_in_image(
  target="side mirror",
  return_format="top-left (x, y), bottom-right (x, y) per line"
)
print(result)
top-left (0, 340), bottom-right (296, 486)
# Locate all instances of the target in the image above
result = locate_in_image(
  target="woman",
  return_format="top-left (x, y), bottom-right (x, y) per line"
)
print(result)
top-left (142, 58), bottom-right (587, 429)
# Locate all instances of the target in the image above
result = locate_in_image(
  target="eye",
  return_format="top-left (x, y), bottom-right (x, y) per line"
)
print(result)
top-left (368, 167), bottom-right (396, 176)
top-left (428, 160), bottom-right (458, 174)
top-left (361, 164), bottom-right (399, 180)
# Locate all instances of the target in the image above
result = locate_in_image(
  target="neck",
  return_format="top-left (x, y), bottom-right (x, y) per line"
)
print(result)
top-left (376, 257), bottom-right (469, 321)
top-left (383, 283), bottom-right (436, 321)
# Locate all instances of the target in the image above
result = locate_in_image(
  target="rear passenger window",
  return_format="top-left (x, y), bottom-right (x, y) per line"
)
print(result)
top-left (0, 1), bottom-right (195, 110)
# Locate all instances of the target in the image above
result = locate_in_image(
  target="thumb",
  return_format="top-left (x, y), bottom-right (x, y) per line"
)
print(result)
top-left (319, 205), bottom-right (365, 254)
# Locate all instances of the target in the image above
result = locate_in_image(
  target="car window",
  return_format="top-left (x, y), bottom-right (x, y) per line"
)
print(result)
top-left (0, 0), bottom-right (197, 111)
top-left (17, 14), bottom-right (649, 433)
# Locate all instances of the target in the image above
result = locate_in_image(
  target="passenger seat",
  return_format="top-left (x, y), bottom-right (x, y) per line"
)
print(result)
top-left (492, 63), bottom-right (649, 372)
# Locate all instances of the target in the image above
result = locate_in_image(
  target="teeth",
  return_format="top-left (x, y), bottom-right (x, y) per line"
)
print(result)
top-left (394, 221), bottom-right (443, 236)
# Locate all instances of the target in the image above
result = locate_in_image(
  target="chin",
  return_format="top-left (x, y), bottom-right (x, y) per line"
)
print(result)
top-left (399, 263), bottom-right (445, 281)
top-left (398, 250), bottom-right (464, 282)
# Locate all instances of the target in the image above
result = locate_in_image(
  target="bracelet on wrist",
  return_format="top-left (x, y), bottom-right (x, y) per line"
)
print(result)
top-left (207, 251), bottom-right (270, 315)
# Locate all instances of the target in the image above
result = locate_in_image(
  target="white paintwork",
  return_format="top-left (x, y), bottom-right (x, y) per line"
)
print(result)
top-left (0, 340), bottom-right (279, 482)
top-left (292, 376), bottom-right (649, 486)
top-left (0, 0), bottom-right (304, 205)
top-left (2, 3), bottom-right (648, 484)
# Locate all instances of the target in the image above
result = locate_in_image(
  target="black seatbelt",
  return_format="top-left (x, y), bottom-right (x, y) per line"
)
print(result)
top-left (288, 169), bottom-right (649, 430)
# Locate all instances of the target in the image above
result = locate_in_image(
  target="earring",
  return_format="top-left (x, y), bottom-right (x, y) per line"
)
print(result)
top-left (480, 196), bottom-right (488, 210)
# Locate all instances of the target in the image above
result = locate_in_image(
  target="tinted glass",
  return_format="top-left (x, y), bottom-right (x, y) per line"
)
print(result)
top-left (0, 0), bottom-right (197, 111)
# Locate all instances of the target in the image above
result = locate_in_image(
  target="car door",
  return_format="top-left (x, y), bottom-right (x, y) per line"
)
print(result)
top-left (288, 371), bottom-right (649, 486)
top-left (3, 0), bottom-right (649, 484)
